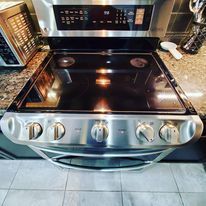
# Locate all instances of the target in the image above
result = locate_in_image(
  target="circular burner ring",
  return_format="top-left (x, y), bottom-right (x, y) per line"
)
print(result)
top-left (58, 56), bottom-right (75, 68)
top-left (130, 58), bottom-right (149, 68)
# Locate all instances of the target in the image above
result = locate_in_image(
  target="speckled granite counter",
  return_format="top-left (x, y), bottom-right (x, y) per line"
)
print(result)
top-left (0, 48), bottom-right (206, 120)
top-left (0, 51), bottom-right (48, 116)
top-left (158, 46), bottom-right (206, 120)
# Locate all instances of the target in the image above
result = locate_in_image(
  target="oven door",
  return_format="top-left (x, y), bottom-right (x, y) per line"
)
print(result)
top-left (30, 145), bottom-right (175, 171)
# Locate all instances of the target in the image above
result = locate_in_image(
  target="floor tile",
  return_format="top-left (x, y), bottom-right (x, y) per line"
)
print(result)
top-left (66, 170), bottom-right (121, 191)
top-left (3, 190), bottom-right (64, 206)
top-left (0, 160), bottom-right (20, 189)
top-left (10, 160), bottom-right (68, 190)
top-left (0, 190), bottom-right (8, 206)
top-left (121, 164), bottom-right (178, 192)
top-left (181, 193), bottom-right (206, 206)
top-left (123, 192), bottom-right (183, 206)
top-left (67, 170), bottom-right (121, 191)
top-left (171, 163), bottom-right (206, 192)
top-left (63, 191), bottom-right (122, 206)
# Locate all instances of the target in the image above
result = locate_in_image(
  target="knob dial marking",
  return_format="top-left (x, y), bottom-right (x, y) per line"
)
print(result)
top-left (48, 122), bottom-right (65, 141)
top-left (26, 123), bottom-right (42, 140)
top-left (159, 124), bottom-right (179, 143)
top-left (91, 123), bottom-right (109, 143)
top-left (136, 123), bottom-right (155, 142)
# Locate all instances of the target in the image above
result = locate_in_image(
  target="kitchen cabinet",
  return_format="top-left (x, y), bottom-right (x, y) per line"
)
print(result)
top-left (0, 113), bottom-right (40, 159)
top-left (0, 131), bottom-right (40, 159)
top-left (163, 137), bottom-right (206, 162)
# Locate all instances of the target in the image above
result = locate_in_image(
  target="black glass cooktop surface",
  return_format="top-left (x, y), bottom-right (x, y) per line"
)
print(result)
top-left (19, 52), bottom-right (185, 114)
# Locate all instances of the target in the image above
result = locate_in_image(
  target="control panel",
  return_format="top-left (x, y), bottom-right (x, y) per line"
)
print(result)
top-left (53, 5), bottom-right (153, 31)
top-left (0, 31), bottom-right (19, 65)
top-left (1, 113), bottom-right (203, 149)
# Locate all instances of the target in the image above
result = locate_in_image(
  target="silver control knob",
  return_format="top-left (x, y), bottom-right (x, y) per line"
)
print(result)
top-left (91, 123), bottom-right (109, 143)
top-left (26, 123), bottom-right (42, 140)
top-left (136, 123), bottom-right (155, 142)
top-left (48, 122), bottom-right (65, 141)
top-left (159, 124), bottom-right (179, 143)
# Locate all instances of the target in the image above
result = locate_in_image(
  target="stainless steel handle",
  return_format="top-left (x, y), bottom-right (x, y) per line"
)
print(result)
top-left (50, 158), bottom-right (152, 172)
top-left (29, 145), bottom-right (175, 171)
top-left (29, 145), bottom-right (169, 158)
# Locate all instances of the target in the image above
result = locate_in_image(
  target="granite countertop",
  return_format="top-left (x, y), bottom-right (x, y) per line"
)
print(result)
top-left (0, 47), bottom-right (206, 120)
top-left (0, 51), bottom-right (48, 116)
top-left (158, 46), bottom-right (206, 120)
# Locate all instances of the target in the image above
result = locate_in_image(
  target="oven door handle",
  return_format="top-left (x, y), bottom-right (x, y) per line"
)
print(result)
top-left (29, 146), bottom-right (174, 172)
top-left (28, 145), bottom-right (171, 158)
top-left (50, 157), bottom-right (152, 172)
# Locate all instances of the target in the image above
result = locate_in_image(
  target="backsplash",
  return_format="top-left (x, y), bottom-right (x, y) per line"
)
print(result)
top-left (0, 0), bottom-right (194, 45)
top-left (164, 0), bottom-right (193, 44)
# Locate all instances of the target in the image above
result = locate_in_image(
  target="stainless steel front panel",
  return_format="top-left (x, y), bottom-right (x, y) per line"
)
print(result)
top-left (0, 112), bottom-right (203, 150)
top-left (32, 0), bottom-right (175, 37)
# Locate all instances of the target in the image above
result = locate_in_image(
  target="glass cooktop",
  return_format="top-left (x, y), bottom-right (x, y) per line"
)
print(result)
top-left (19, 52), bottom-right (185, 114)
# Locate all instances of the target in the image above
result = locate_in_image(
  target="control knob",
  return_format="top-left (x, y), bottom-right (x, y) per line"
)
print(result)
top-left (26, 123), bottom-right (42, 140)
top-left (159, 124), bottom-right (179, 143)
top-left (136, 123), bottom-right (155, 142)
top-left (91, 123), bottom-right (109, 143)
top-left (48, 122), bottom-right (65, 140)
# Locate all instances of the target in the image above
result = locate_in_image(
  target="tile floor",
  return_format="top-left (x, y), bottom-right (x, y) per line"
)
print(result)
top-left (0, 160), bottom-right (206, 206)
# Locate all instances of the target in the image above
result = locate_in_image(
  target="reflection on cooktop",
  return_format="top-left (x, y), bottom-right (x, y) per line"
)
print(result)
top-left (51, 53), bottom-right (152, 72)
top-left (130, 57), bottom-right (149, 68)
top-left (57, 56), bottom-right (75, 68)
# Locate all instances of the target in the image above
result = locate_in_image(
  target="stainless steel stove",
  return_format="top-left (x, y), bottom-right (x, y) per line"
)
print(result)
top-left (0, 0), bottom-right (203, 171)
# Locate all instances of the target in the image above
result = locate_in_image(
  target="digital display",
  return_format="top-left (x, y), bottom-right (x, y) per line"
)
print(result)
top-left (53, 5), bottom-right (153, 31)
top-left (135, 8), bottom-right (145, 25)
top-left (104, 11), bottom-right (110, 15)
top-left (89, 6), bottom-right (117, 23)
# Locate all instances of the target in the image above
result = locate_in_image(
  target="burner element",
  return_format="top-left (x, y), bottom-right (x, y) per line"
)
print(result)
top-left (58, 56), bottom-right (75, 68)
top-left (130, 58), bottom-right (149, 68)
